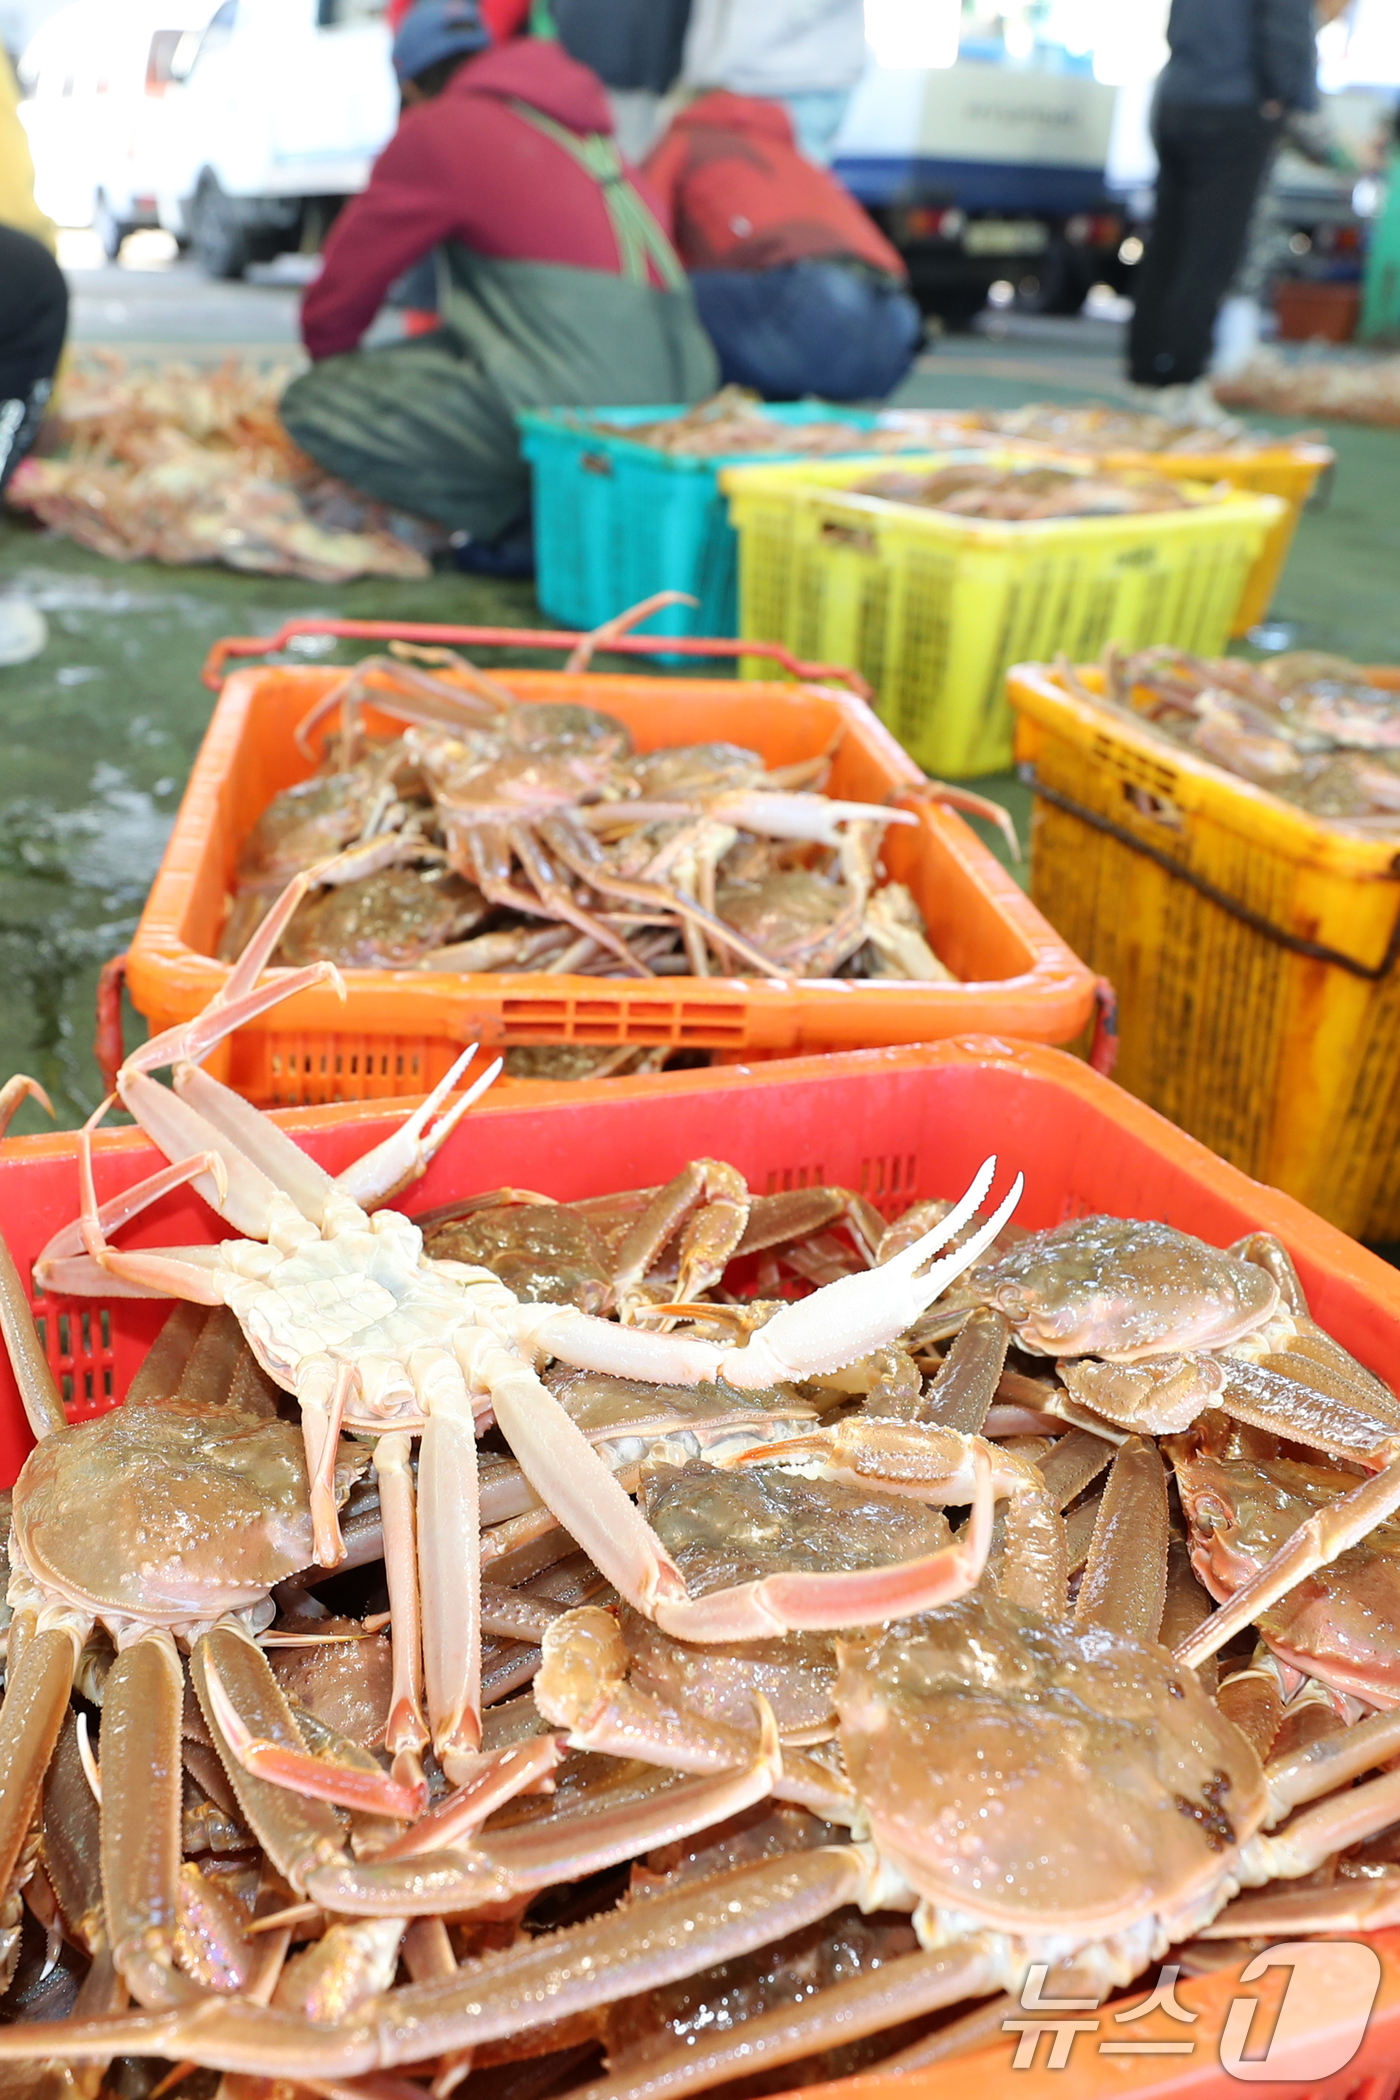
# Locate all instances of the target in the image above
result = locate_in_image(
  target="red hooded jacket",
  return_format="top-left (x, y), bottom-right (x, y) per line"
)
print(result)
top-left (301, 39), bottom-right (673, 361)
top-left (643, 92), bottom-right (904, 278)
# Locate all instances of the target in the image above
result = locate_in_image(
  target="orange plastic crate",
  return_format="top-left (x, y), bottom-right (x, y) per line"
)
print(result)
top-left (4, 1035), bottom-right (1400, 2094)
top-left (122, 627), bottom-right (1097, 1106)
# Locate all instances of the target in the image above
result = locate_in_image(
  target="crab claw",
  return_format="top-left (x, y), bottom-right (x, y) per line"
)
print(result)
top-left (707, 791), bottom-right (917, 849)
top-left (335, 1047), bottom-right (503, 1208)
top-left (717, 1158), bottom-right (1022, 1388)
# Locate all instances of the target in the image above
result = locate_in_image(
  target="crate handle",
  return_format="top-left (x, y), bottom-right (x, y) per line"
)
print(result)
top-left (95, 952), bottom-right (128, 1095)
top-left (1023, 767), bottom-right (1400, 981)
top-left (1089, 977), bottom-right (1119, 1076)
top-left (201, 620), bottom-right (873, 700)
top-left (580, 452), bottom-right (614, 477)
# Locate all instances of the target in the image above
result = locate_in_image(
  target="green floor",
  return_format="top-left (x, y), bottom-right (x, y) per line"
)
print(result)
top-left (2, 332), bottom-right (1399, 1139)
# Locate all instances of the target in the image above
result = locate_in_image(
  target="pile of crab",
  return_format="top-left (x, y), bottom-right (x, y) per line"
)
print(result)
top-left (850, 462), bottom-right (1196, 522)
top-left (4, 896), bottom-right (1400, 2097)
top-left (217, 641), bottom-right (997, 988)
top-left (1067, 645), bottom-right (1400, 829)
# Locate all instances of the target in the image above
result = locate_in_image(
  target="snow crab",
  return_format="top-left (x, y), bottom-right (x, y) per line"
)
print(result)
top-left (32, 870), bottom-right (1023, 1793)
top-left (215, 647), bottom-right (975, 983)
top-left (13, 1433), bottom-right (1400, 2088)
top-left (918, 1214), bottom-right (1400, 1672)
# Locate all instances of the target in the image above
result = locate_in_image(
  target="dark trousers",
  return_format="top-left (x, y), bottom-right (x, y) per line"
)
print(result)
top-left (1128, 101), bottom-right (1280, 387)
top-left (0, 226), bottom-right (68, 492)
top-left (690, 259), bottom-right (923, 402)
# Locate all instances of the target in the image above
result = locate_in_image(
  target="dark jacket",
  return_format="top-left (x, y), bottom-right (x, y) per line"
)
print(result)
top-left (554, 0), bottom-right (691, 93)
top-left (642, 91), bottom-right (904, 277)
top-left (301, 39), bottom-right (673, 360)
top-left (1159, 0), bottom-right (1318, 113)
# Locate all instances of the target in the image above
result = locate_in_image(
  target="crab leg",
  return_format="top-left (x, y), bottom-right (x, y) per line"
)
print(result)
top-left (303, 1706), bottom-right (783, 1916)
top-left (35, 1147), bottom-right (245, 1298)
top-left (451, 820), bottom-right (648, 977)
top-left (611, 1159), bottom-right (751, 1315)
top-left (190, 1626), bottom-right (357, 1898)
top-left (568, 1943), bottom-right (994, 2100)
top-left (734, 1417), bottom-right (1067, 1627)
top-left (110, 1079), bottom-right (280, 1238)
top-left (0, 1837), bottom-right (872, 2074)
top-left (202, 1657), bottom-right (423, 1820)
top-left (1199, 1875), bottom-right (1400, 1937)
top-left (0, 1232), bottom-right (68, 1439)
top-left (414, 1354), bottom-right (484, 1779)
top-left (373, 1435), bottom-right (428, 1758)
top-left (171, 1064), bottom-right (341, 1225)
top-left (469, 1167), bottom-right (1025, 1634)
top-left (0, 1622), bottom-right (82, 1909)
top-left (73, 1120), bottom-right (225, 1304)
top-left (539, 814), bottom-right (782, 976)
top-left (1175, 1446), bottom-right (1400, 1669)
top-left (373, 1738), bottom-right (566, 1859)
top-left (921, 1306), bottom-right (1011, 1433)
top-left (296, 1358), bottom-right (355, 1568)
top-left (705, 790), bottom-right (918, 848)
top-left (101, 1630), bottom-right (202, 2010)
top-left (124, 938), bottom-right (345, 1085)
top-left (1074, 1436), bottom-right (1168, 1643)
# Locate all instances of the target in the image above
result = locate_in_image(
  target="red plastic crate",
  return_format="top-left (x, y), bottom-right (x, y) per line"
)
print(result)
top-left (4, 1035), bottom-right (1400, 2095)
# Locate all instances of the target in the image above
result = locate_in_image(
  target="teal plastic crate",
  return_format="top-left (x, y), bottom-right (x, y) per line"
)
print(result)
top-left (518, 403), bottom-right (889, 640)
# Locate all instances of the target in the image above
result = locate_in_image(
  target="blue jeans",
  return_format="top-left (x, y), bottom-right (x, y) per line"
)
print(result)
top-left (690, 259), bottom-right (922, 402)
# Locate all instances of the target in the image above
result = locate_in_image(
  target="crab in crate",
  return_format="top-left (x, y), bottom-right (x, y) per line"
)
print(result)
top-left (15, 1417), bottom-right (1400, 2091)
top-left (906, 1212), bottom-right (1400, 1665)
top-left (35, 869), bottom-right (1026, 1801)
top-left (214, 646), bottom-right (998, 984)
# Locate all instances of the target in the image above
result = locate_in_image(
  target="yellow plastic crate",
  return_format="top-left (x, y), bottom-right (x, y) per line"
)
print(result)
top-left (1100, 441), bottom-right (1333, 634)
top-left (1009, 659), bottom-right (1400, 1242)
top-left (722, 457), bottom-right (1284, 778)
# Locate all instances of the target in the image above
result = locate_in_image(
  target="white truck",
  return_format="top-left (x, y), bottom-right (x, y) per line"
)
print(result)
top-left (18, 0), bottom-right (217, 250)
top-left (153, 0), bottom-right (397, 277)
top-left (833, 50), bottom-right (1129, 322)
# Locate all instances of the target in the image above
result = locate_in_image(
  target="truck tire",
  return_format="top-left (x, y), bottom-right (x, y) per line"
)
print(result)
top-left (190, 175), bottom-right (251, 280)
top-left (1012, 244), bottom-right (1090, 317)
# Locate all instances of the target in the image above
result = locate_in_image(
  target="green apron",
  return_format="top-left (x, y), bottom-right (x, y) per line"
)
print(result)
top-left (281, 113), bottom-right (716, 540)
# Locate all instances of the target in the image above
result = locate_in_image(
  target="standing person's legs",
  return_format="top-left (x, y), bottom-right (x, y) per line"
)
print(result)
top-left (1127, 108), bottom-right (1191, 387)
top-left (0, 226), bottom-right (68, 667)
top-left (691, 261), bottom-right (922, 400)
top-left (0, 227), bottom-right (68, 494)
top-left (1129, 105), bottom-right (1279, 388)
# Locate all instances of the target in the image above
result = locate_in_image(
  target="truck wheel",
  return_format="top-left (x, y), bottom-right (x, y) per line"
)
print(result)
top-left (93, 190), bottom-right (137, 263)
top-left (1012, 245), bottom-right (1089, 317)
top-left (190, 176), bottom-right (250, 280)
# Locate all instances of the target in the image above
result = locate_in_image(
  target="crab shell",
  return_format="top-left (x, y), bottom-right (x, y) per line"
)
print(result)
top-left (835, 1593), bottom-right (1267, 1962)
top-left (12, 1405), bottom-right (368, 1631)
top-left (971, 1217), bottom-right (1279, 1362)
top-left (1173, 1439), bottom-right (1400, 1710)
